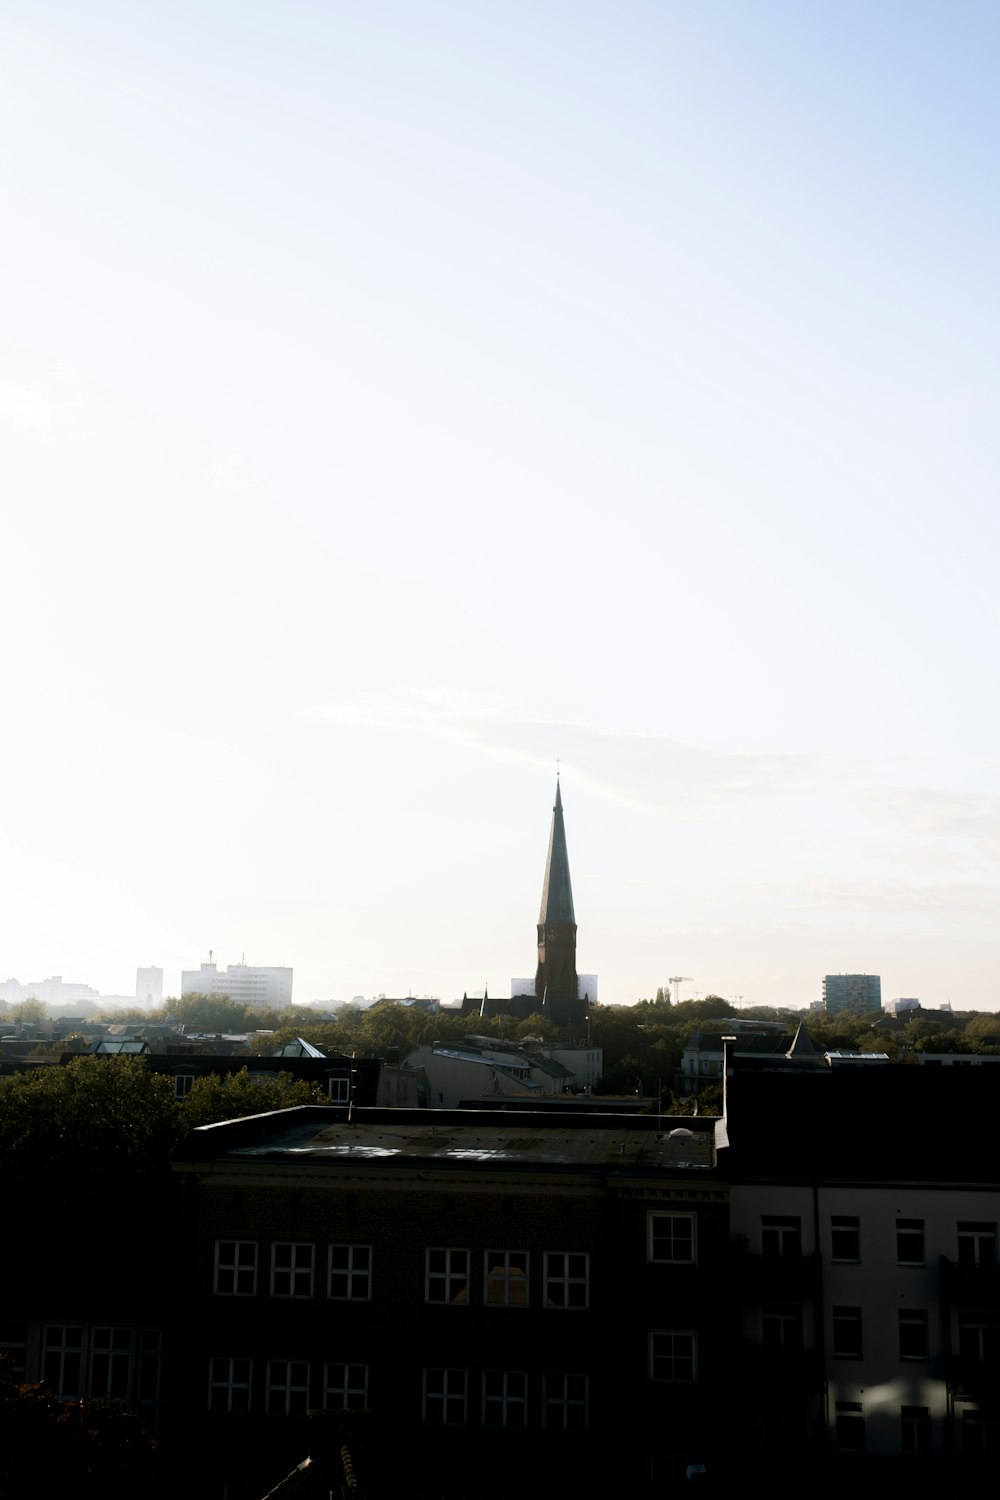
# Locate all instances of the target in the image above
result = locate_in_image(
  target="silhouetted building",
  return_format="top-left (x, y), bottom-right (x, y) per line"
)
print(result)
top-left (823, 973), bottom-right (881, 1014)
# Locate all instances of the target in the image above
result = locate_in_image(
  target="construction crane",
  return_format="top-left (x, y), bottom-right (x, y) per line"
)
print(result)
top-left (668, 977), bottom-right (694, 1006)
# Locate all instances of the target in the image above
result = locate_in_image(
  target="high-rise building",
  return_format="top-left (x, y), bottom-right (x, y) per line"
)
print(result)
top-left (180, 959), bottom-right (293, 1010)
top-left (823, 973), bottom-right (881, 1014)
top-left (135, 966), bottom-right (163, 1007)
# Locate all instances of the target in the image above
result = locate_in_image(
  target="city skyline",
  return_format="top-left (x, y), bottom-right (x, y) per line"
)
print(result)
top-left (3, 5), bottom-right (1000, 1011)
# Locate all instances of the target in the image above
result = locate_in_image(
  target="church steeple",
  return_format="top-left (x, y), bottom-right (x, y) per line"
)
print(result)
top-left (538, 776), bottom-right (575, 927)
top-left (535, 776), bottom-right (584, 1026)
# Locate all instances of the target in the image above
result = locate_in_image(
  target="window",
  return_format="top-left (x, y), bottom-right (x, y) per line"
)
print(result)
top-left (832, 1306), bottom-right (863, 1359)
top-left (271, 1243), bottom-right (314, 1298)
top-left (426, 1248), bottom-right (469, 1305)
top-left (265, 1359), bottom-right (310, 1416)
top-left (484, 1250), bottom-right (529, 1307)
top-left (648, 1212), bottom-right (696, 1264)
top-left (423, 1367), bottom-right (467, 1424)
top-left (173, 1073), bottom-right (195, 1099)
top-left (43, 1326), bottom-right (83, 1399)
top-left (208, 1357), bottom-right (253, 1414)
top-left (214, 1241), bottom-right (257, 1296)
top-left (835, 1401), bottom-right (865, 1452)
top-left (90, 1328), bottom-right (132, 1401)
top-left (762, 1216), bottom-right (801, 1259)
top-left (328, 1245), bottom-right (372, 1301)
top-left (958, 1221), bottom-right (998, 1267)
top-left (831, 1215), bottom-right (860, 1262)
top-left (543, 1252), bottom-right (589, 1310)
top-left (898, 1309), bottom-right (929, 1360)
top-left (324, 1362), bottom-right (368, 1410)
top-left (542, 1373), bottom-right (588, 1431)
top-left (0, 1322), bottom-right (27, 1382)
top-left (482, 1370), bottom-right (528, 1428)
top-left (896, 1219), bottom-right (925, 1266)
top-left (762, 1304), bottom-right (803, 1352)
top-left (649, 1330), bottom-right (696, 1383)
top-left (958, 1318), bottom-right (1000, 1364)
top-left (901, 1406), bottom-right (931, 1455)
top-left (962, 1410), bottom-right (999, 1456)
top-left (328, 1076), bottom-right (350, 1103)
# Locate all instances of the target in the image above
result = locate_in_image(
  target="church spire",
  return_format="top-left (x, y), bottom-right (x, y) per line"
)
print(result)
top-left (535, 776), bottom-right (583, 1026)
top-left (538, 776), bottom-right (576, 926)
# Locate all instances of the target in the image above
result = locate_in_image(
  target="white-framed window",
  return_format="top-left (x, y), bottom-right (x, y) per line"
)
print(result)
top-left (214, 1241), bottom-right (258, 1296)
top-left (962, 1409), bottom-right (999, 1455)
top-left (484, 1250), bottom-right (529, 1307)
top-left (328, 1244), bottom-right (372, 1301)
top-left (901, 1405), bottom-right (931, 1454)
top-left (543, 1252), bottom-right (589, 1310)
top-left (831, 1215), bottom-right (860, 1262)
top-left (835, 1400), bottom-right (865, 1452)
top-left (426, 1248), bottom-right (470, 1305)
top-left (649, 1330), bottom-right (696, 1383)
top-left (482, 1370), bottom-right (528, 1428)
top-left (958, 1317), bottom-right (1000, 1364)
top-left (271, 1243), bottom-right (314, 1298)
top-left (762, 1215), bottom-right (801, 1259)
top-left (542, 1373), bottom-right (588, 1431)
top-left (897, 1218), bottom-right (925, 1265)
top-left (43, 1325), bottom-right (84, 1399)
top-left (761, 1304), bottom-right (803, 1351)
top-left (324, 1362), bottom-right (368, 1410)
top-left (422, 1367), bottom-right (467, 1424)
top-left (328, 1076), bottom-right (350, 1103)
top-left (832, 1305), bottom-right (863, 1359)
top-left (90, 1327), bottom-right (132, 1401)
top-left (958, 1221), bottom-right (998, 1267)
top-left (208, 1356), bottom-right (253, 1414)
top-left (173, 1073), bottom-right (195, 1099)
top-left (265, 1359), bottom-right (310, 1416)
top-left (648, 1212), bottom-right (696, 1264)
top-left (898, 1309), bottom-right (929, 1360)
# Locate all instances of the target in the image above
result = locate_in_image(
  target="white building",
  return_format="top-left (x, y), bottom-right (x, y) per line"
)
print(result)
top-left (135, 966), bottom-right (163, 1007)
top-left (180, 959), bottom-right (293, 1009)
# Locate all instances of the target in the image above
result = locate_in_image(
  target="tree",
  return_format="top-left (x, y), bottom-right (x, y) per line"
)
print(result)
top-left (177, 1068), bottom-right (329, 1130)
top-left (8, 997), bottom-right (47, 1026)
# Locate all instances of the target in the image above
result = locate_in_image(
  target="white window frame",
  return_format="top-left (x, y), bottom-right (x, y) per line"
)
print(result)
top-left (173, 1073), bottom-right (195, 1099)
top-left (482, 1369), bottom-right (528, 1428)
top-left (896, 1218), bottom-right (925, 1266)
top-left (830, 1215), bottom-right (861, 1262)
top-left (761, 1304), bottom-right (803, 1351)
top-left (328, 1076), bottom-right (350, 1103)
top-left (271, 1242), bottom-right (315, 1299)
top-left (328, 1244), bottom-right (372, 1301)
top-left (43, 1325), bottom-right (84, 1399)
top-left (324, 1362), bottom-right (368, 1410)
top-left (484, 1250), bottom-right (529, 1308)
top-left (898, 1309), bottom-right (929, 1361)
top-left (265, 1358), bottom-right (310, 1416)
top-left (648, 1212), bottom-right (696, 1264)
top-left (89, 1326), bottom-right (133, 1402)
top-left (425, 1248), bottom-right (470, 1305)
top-left (958, 1221), bottom-right (998, 1267)
top-left (649, 1330), bottom-right (697, 1383)
top-left (542, 1373), bottom-right (588, 1431)
top-left (422, 1367), bottom-right (467, 1424)
top-left (214, 1240), bottom-right (258, 1297)
top-left (543, 1251), bottom-right (589, 1310)
top-left (208, 1356), bottom-right (253, 1414)
top-left (901, 1405), bottom-right (931, 1455)
top-left (761, 1215), bottom-right (802, 1259)
top-left (832, 1305), bottom-right (863, 1359)
top-left (835, 1400), bottom-right (865, 1452)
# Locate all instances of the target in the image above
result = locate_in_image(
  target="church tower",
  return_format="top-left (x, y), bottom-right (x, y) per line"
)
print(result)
top-left (535, 778), bottom-right (586, 1026)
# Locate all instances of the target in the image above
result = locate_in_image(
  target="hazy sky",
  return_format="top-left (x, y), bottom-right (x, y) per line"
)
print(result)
top-left (3, 2), bottom-right (1000, 1009)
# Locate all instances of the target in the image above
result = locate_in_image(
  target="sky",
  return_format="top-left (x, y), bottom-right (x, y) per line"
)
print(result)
top-left (2, 1), bottom-right (1000, 1010)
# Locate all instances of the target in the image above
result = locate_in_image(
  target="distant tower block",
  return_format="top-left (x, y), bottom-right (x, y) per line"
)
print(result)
top-left (136, 966), bottom-right (163, 1007)
top-left (535, 778), bottom-right (588, 1027)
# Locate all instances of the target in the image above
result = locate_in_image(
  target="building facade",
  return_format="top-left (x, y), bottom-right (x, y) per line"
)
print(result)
top-left (823, 973), bottom-right (882, 1014)
top-left (180, 959), bottom-right (293, 1009)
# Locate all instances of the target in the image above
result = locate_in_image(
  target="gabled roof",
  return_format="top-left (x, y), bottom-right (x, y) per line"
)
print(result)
top-left (538, 777), bottom-right (575, 925)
